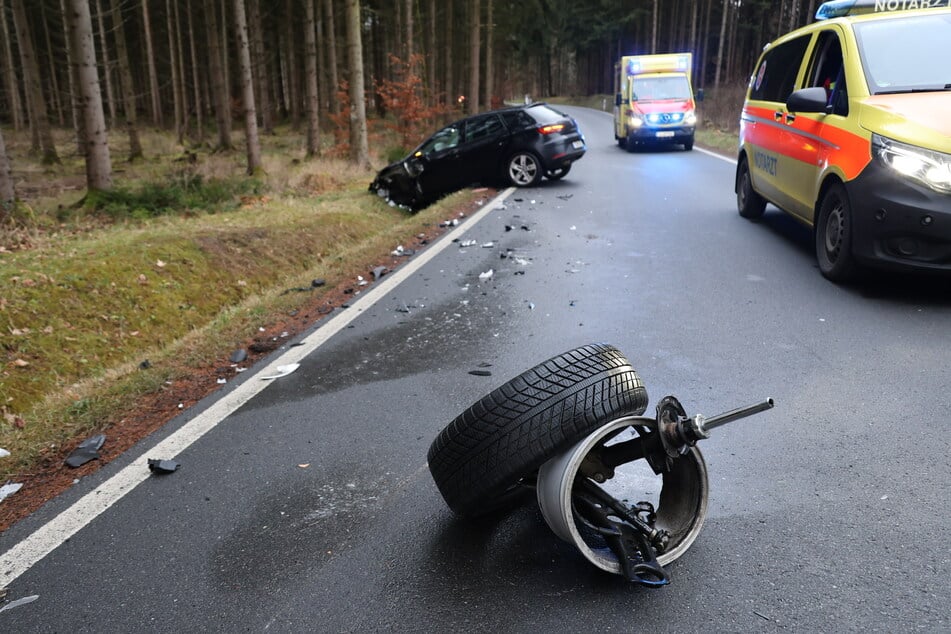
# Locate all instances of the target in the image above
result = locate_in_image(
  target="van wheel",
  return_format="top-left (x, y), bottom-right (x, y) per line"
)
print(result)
top-left (816, 183), bottom-right (858, 282)
top-left (506, 152), bottom-right (543, 187)
top-left (427, 343), bottom-right (649, 517)
top-left (617, 136), bottom-right (627, 148)
top-left (683, 137), bottom-right (694, 151)
top-left (736, 156), bottom-right (766, 219)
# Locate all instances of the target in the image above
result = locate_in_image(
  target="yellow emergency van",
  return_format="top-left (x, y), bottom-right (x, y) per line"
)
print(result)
top-left (736, 0), bottom-right (951, 281)
top-left (614, 53), bottom-right (698, 151)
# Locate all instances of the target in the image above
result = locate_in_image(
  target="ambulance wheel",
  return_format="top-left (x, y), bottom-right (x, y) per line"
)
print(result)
top-left (427, 343), bottom-right (649, 517)
top-left (506, 151), bottom-right (543, 187)
top-left (816, 183), bottom-right (858, 282)
top-left (546, 165), bottom-right (570, 180)
top-left (736, 156), bottom-right (766, 219)
top-left (683, 137), bottom-right (694, 151)
top-left (617, 136), bottom-right (627, 148)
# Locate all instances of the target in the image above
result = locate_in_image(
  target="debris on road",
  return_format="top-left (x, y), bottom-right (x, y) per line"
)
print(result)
top-left (0, 448), bottom-right (10, 458)
top-left (138, 359), bottom-right (151, 370)
top-left (479, 269), bottom-right (494, 281)
top-left (0, 482), bottom-right (23, 503)
top-left (148, 459), bottom-right (180, 474)
top-left (311, 278), bottom-right (326, 287)
top-left (260, 363), bottom-right (300, 380)
top-left (0, 594), bottom-right (39, 613)
top-left (460, 239), bottom-right (477, 247)
top-left (372, 266), bottom-right (388, 281)
top-left (481, 242), bottom-right (494, 248)
top-left (65, 434), bottom-right (106, 468)
top-left (468, 370), bottom-right (492, 377)
top-left (230, 349), bottom-right (248, 363)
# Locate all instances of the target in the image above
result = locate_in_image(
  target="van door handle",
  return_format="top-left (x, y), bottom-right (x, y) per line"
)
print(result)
top-left (774, 110), bottom-right (784, 122)
top-left (785, 113), bottom-right (796, 124)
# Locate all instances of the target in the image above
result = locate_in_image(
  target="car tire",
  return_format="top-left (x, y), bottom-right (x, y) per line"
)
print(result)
top-left (545, 165), bottom-right (571, 180)
top-left (506, 152), bottom-right (543, 187)
top-left (427, 343), bottom-right (649, 517)
top-left (816, 182), bottom-right (859, 282)
top-left (617, 136), bottom-right (627, 149)
top-left (683, 137), bottom-right (694, 151)
top-left (736, 156), bottom-right (767, 220)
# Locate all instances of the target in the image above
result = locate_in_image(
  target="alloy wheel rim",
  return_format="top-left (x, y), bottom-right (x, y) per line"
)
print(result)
top-left (511, 155), bottom-right (537, 185)
top-left (825, 202), bottom-right (845, 262)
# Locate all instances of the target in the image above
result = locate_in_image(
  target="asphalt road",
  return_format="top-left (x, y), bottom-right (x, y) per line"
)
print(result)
top-left (2, 106), bottom-right (949, 632)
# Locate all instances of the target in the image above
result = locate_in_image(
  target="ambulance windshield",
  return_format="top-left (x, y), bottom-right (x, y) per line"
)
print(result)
top-left (630, 75), bottom-right (692, 101)
top-left (854, 13), bottom-right (951, 94)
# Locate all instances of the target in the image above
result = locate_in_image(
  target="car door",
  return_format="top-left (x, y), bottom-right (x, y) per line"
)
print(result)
top-left (784, 27), bottom-right (849, 221)
top-left (458, 114), bottom-right (510, 184)
top-left (741, 34), bottom-right (811, 215)
top-left (416, 124), bottom-right (465, 197)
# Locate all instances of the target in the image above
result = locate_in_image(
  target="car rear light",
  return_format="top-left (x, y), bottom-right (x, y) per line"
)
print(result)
top-left (538, 123), bottom-right (565, 135)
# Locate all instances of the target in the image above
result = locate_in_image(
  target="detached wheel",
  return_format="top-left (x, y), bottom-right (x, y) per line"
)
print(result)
top-left (736, 156), bottom-right (766, 219)
top-left (507, 152), bottom-right (543, 187)
top-left (816, 182), bottom-right (858, 282)
top-left (427, 343), bottom-right (649, 517)
top-left (545, 165), bottom-right (571, 180)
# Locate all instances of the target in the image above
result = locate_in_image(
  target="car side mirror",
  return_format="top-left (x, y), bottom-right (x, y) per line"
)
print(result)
top-left (615, 92), bottom-right (622, 107)
top-left (786, 87), bottom-right (831, 114)
top-left (695, 88), bottom-right (704, 103)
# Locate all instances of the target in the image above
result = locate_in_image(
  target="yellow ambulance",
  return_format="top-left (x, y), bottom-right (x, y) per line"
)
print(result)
top-left (614, 53), bottom-right (698, 151)
top-left (736, 0), bottom-right (951, 281)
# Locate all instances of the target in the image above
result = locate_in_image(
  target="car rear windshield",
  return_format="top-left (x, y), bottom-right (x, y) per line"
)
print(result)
top-left (525, 104), bottom-right (569, 124)
top-left (854, 13), bottom-right (951, 94)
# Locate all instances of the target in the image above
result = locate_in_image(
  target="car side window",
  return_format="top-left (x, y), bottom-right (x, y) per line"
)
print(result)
top-left (805, 30), bottom-right (848, 116)
top-left (465, 115), bottom-right (505, 143)
top-left (749, 35), bottom-right (810, 103)
top-left (422, 126), bottom-right (460, 154)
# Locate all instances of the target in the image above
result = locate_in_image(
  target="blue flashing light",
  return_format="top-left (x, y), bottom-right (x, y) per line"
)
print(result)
top-left (817, 0), bottom-right (951, 19)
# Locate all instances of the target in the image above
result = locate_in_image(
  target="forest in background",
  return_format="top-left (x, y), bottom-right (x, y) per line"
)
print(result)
top-left (0, 0), bottom-right (827, 204)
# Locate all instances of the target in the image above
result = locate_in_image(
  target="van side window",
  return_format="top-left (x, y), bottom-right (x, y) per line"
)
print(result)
top-left (749, 35), bottom-right (810, 103)
top-left (806, 31), bottom-right (848, 116)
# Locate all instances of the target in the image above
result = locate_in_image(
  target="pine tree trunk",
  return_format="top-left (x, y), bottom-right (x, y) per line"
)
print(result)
top-left (234, 0), bottom-right (261, 173)
top-left (345, 0), bottom-right (368, 168)
top-left (204, 0), bottom-right (232, 150)
top-left (11, 0), bottom-right (59, 164)
top-left (468, 0), bottom-right (479, 114)
top-left (315, 0), bottom-right (327, 119)
top-left (40, 2), bottom-right (65, 127)
top-left (713, 0), bottom-right (729, 91)
top-left (110, 0), bottom-right (143, 160)
top-left (303, 0), bottom-right (320, 156)
top-left (651, 0), bottom-right (658, 54)
top-left (141, 0), bottom-right (162, 127)
top-left (282, 0), bottom-right (300, 130)
top-left (444, 0), bottom-right (452, 104)
top-left (404, 0), bottom-right (412, 60)
top-left (427, 0), bottom-right (435, 104)
top-left (172, 0), bottom-right (190, 140)
top-left (94, 0), bottom-right (116, 128)
top-left (322, 0), bottom-right (338, 114)
top-left (68, 0), bottom-right (112, 192)
top-left (247, 0), bottom-right (272, 134)
top-left (0, 0), bottom-right (24, 131)
top-left (187, 0), bottom-right (203, 141)
top-left (165, 0), bottom-right (183, 141)
top-left (61, 0), bottom-right (84, 154)
top-left (484, 0), bottom-right (493, 108)
top-left (0, 126), bottom-right (13, 210)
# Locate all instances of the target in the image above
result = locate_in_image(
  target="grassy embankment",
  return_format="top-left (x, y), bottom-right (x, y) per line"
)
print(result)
top-left (0, 125), bottom-right (478, 477)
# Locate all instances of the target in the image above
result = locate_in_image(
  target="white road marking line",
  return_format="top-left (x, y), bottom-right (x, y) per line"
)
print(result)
top-left (0, 188), bottom-right (515, 588)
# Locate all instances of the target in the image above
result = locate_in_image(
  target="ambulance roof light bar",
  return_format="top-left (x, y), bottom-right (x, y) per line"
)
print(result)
top-left (816, 0), bottom-right (951, 20)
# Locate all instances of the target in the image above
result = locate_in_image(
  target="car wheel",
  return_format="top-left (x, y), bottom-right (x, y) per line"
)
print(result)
top-left (545, 165), bottom-right (571, 180)
top-left (816, 183), bottom-right (859, 282)
top-left (736, 156), bottom-right (766, 220)
top-left (427, 343), bottom-right (649, 517)
top-left (506, 152), bottom-right (543, 187)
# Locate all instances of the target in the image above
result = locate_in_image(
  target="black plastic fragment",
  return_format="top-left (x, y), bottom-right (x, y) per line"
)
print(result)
top-left (148, 459), bottom-right (180, 474)
top-left (65, 434), bottom-right (106, 468)
top-left (311, 278), bottom-right (326, 287)
top-left (372, 266), bottom-right (387, 281)
top-left (139, 359), bottom-right (151, 370)
top-left (468, 370), bottom-right (492, 377)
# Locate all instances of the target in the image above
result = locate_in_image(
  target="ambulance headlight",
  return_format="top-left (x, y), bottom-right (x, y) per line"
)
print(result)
top-left (684, 109), bottom-right (697, 126)
top-left (628, 114), bottom-right (644, 128)
top-left (873, 134), bottom-right (951, 195)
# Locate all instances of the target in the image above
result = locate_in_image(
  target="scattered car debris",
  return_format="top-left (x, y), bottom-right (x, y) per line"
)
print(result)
top-left (0, 594), bottom-right (39, 613)
top-left (521, 225), bottom-right (531, 231)
top-left (311, 278), bottom-right (326, 287)
top-left (481, 242), bottom-right (494, 248)
top-left (230, 349), bottom-right (248, 363)
top-left (0, 448), bottom-right (10, 458)
top-left (505, 225), bottom-right (514, 232)
top-left (298, 463), bottom-right (310, 469)
top-left (372, 266), bottom-right (388, 281)
top-left (0, 482), bottom-right (23, 503)
top-left (260, 363), bottom-right (300, 380)
top-left (528, 302), bottom-right (536, 310)
top-left (479, 269), bottom-right (494, 281)
top-left (460, 239), bottom-right (477, 247)
top-left (148, 459), bottom-right (180, 474)
top-left (557, 194), bottom-right (573, 200)
top-left (139, 359), bottom-right (151, 370)
top-left (65, 434), bottom-right (106, 468)
top-left (357, 275), bottom-right (368, 286)
top-left (217, 378), bottom-right (227, 384)
top-left (468, 370), bottom-right (492, 377)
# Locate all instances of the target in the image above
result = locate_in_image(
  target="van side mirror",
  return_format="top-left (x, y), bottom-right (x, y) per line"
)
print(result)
top-left (786, 87), bottom-right (831, 114)
top-left (615, 92), bottom-right (622, 107)
top-left (695, 88), bottom-right (704, 103)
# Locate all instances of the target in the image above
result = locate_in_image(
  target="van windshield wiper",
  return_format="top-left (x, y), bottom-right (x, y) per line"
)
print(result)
top-left (875, 85), bottom-right (951, 95)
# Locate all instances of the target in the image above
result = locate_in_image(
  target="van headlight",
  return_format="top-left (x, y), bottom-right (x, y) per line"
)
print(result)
top-left (684, 109), bottom-right (697, 126)
top-left (872, 134), bottom-right (951, 194)
top-left (628, 114), bottom-right (644, 128)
